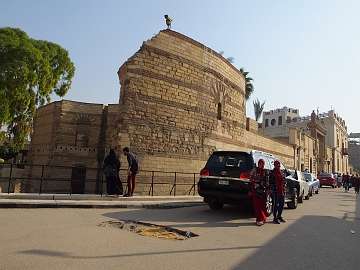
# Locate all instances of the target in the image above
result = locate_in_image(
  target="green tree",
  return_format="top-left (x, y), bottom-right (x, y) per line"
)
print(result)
top-left (253, 98), bottom-right (265, 122)
top-left (0, 27), bottom-right (75, 154)
top-left (239, 68), bottom-right (254, 100)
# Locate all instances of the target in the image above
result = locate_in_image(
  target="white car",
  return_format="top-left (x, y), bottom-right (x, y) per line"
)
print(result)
top-left (286, 170), bottom-right (310, 203)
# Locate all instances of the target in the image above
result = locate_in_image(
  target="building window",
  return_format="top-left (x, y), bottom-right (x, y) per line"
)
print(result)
top-left (217, 103), bottom-right (222, 120)
top-left (265, 119), bottom-right (269, 127)
top-left (286, 116), bottom-right (291, 123)
top-left (271, 119), bottom-right (276, 126)
top-left (278, 116), bottom-right (283, 126)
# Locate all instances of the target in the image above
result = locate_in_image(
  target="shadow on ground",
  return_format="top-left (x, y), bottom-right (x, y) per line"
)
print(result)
top-left (102, 204), bottom-right (256, 228)
top-left (18, 245), bottom-right (262, 259)
top-left (231, 194), bottom-right (360, 270)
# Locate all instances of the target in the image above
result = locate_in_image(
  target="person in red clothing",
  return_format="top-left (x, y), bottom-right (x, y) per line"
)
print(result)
top-left (250, 159), bottom-right (268, 226)
top-left (271, 160), bottom-right (286, 224)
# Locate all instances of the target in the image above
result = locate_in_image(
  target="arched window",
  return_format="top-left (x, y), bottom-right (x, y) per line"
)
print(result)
top-left (217, 103), bottom-right (222, 120)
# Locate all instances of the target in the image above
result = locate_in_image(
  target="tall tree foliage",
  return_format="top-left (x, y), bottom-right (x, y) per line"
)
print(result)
top-left (0, 27), bottom-right (75, 155)
top-left (253, 98), bottom-right (265, 122)
top-left (239, 68), bottom-right (254, 100)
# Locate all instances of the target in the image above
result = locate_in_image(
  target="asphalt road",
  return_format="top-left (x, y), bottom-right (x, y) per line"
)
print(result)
top-left (0, 188), bottom-right (359, 270)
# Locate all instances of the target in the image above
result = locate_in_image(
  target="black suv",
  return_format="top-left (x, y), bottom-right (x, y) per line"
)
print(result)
top-left (198, 150), bottom-right (299, 213)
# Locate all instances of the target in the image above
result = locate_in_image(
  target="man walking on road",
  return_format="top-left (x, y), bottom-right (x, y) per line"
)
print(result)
top-left (123, 147), bottom-right (139, 197)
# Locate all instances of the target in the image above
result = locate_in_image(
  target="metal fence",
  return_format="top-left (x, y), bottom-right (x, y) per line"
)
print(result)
top-left (0, 163), bottom-right (199, 196)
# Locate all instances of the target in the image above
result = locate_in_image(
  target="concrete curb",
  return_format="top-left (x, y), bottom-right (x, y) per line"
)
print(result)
top-left (0, 199), bottom-right (204, 209)
top-left (0, 193), bottom-right (201, 201)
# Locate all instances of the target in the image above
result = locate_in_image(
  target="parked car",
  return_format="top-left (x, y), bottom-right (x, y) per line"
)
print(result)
top-left (303, 172), bottom-right (320, 196)
top-left (287, 170), bottom-right (310, 202)
top-left (197, 150), bottom-right (299, 212)
top-left (318, 172), bottom-right (337, 188)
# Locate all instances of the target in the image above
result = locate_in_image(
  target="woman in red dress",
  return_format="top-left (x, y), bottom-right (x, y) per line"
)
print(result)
top-left (250, 159), bottom-right (268, 226)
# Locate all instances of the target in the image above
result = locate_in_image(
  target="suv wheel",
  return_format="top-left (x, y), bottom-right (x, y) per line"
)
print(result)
top-left (265, 193), bottom-right (273, 217)
top-left (208, 199), bottom-right (224, 210)
top-left (287, 188), bottom-right (298, 209)
top-left (298, 191), bottom-right (304, 203)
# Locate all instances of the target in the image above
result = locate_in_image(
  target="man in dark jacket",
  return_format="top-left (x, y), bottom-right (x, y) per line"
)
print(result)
top-left (271, 160), bottom-right (286, 224)
top-left (123, 147), bottom-right (139, 197)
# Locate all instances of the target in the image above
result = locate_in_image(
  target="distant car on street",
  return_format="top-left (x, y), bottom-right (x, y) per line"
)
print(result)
top-left (318, 172), bottom-right (337, 188)
top-left (303, 172), bottom-right (320, 196)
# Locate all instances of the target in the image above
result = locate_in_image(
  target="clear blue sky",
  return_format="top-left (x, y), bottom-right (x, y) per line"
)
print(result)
top-left (2, 0), bottom-right (359, 132)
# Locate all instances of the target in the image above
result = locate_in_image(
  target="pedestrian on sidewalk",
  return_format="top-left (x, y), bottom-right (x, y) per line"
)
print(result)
top-left (103, 149), bottom-right (123, 195)
top-left (271, 160), bottom-right (286, 224)
top-left (250, 159), bottom-right (268, 226)
top-left (123, 147), bottom-right (139, 197)
top-left (343, 173), bottom-right (350, 192)
top-left (354, 174), bottom-right (360, 195)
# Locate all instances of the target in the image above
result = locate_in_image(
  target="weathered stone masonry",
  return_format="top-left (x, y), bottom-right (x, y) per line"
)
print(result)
top-left (27, 29), bottom-right (295, 194)
top-left (115, 29), bottom-right (294, 173)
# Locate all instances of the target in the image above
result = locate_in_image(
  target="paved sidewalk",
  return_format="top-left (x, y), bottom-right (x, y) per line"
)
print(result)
top-left (0, 193), bottom-right (203, 209)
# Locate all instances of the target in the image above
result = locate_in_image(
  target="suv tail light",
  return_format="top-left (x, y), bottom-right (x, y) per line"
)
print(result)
top-left (240, 171), bottom-right (251, 180)
top-left (200, 168), bottom-right (209, 177)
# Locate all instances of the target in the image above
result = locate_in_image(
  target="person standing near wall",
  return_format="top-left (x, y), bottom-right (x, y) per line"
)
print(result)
top-left (123, 147), bottom-right (139, 197)
top-left (271, 160), bottom-right (286, 224)
top-left (103, 149), bottom-right (123, 195)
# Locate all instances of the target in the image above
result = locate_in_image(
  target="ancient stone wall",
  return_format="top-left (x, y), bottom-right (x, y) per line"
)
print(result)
top-left (26, 100), bottom-right (116, 193)
top-left (27, 30), bottom-right (299, 195)
top-left (116, 29), bottom-right (295, 178)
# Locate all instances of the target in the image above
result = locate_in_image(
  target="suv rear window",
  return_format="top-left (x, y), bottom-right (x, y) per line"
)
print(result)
top-left (206, 152), bottom-right (253, 171)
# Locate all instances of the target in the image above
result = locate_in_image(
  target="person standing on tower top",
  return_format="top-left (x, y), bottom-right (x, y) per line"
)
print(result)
top-left (164, 15), bottom-right (172, 29)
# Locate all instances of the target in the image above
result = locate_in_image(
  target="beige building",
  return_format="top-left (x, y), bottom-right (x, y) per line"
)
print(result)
top-left (261, 108), bottom-right (348, 174)
top-left (262, 107), bottom-right (300, 137)
top-left (320, 110), bottom-right (349, 173)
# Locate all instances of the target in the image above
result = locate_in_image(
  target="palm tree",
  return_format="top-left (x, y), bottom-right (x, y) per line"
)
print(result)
top-left (253, 98), bottom-right (265, 122)
top-left (239, 68), bottom-right (254, 100)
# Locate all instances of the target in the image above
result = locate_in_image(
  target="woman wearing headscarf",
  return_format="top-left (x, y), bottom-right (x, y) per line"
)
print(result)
top-left (271, 160), bottom-right (286, 224)
top-left (250, 159), bottom-right (268, 226)
top-left (103, 149), bottom-right (122, 195)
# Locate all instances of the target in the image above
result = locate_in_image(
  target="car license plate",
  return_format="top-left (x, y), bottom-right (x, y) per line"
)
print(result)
top-left (219, 180), bottom-right (229, 185)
